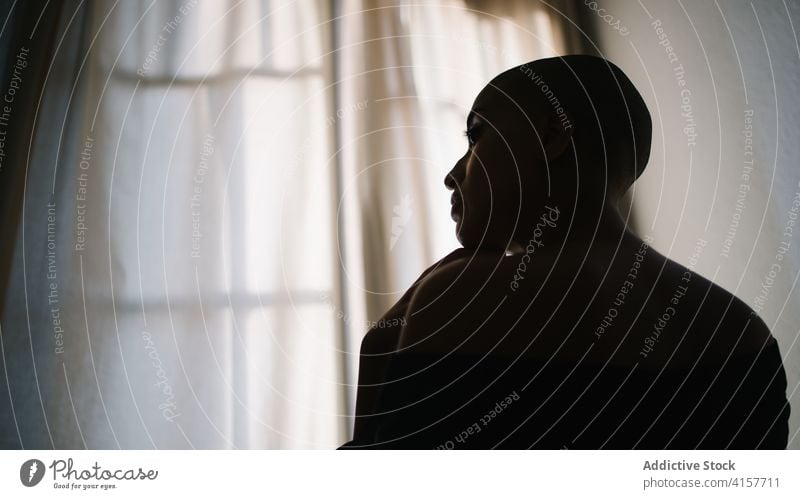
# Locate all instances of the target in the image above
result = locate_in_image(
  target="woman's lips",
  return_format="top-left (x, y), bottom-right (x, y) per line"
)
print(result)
top-left (450, 194), bottom-right (462, 221)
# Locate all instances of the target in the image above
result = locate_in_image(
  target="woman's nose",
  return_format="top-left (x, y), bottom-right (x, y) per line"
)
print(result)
top-left (444, 157), bottom-right (466, 190)
top-left (444, 170), bottom-right (457, 190)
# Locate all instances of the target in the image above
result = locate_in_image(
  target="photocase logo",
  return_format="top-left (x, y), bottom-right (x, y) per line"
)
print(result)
top-left (390, 194), bottom-right (413, 250)
top-left (20, 459), bottom-right (45, 487)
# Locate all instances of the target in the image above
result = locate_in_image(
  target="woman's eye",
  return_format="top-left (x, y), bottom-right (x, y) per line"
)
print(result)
top-left (463, 127), bottom-right (477, 146)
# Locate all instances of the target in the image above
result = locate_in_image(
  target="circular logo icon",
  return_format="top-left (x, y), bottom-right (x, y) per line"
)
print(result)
top-left (20, 459), bottom-right (45, 487)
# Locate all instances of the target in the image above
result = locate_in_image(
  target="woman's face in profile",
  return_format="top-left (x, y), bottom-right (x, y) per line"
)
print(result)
top-left (445, 80), bottom-right (549, 250)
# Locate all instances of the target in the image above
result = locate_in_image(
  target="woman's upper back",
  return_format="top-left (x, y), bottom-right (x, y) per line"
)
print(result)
top-left (400, 235), bottom-right (775, 371)
top-left (354, 235), bottom-right (790, 448)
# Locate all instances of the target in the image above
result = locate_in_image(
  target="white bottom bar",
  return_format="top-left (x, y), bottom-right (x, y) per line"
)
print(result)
top-left (1, 450), bottom-right (798, 498)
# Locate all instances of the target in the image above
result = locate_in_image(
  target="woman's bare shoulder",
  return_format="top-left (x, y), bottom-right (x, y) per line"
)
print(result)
top-left (396, 250), bottom-right (518, 353)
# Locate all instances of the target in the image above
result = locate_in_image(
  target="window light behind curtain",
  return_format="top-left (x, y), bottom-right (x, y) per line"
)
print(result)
top-left (335, 0), bottom-right (581, 434)
top-left (2, 0), bottom-right (573, 449)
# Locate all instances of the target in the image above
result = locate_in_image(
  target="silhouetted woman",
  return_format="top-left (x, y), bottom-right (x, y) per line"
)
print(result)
top-left (340, 55), bottom-right (790, 449)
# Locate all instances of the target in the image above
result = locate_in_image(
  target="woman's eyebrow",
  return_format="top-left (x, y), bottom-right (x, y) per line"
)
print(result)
top-left (467, 109), bottom-right (488, 126)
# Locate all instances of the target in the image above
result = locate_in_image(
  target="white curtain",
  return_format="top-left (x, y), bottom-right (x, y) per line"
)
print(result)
top-left (0, 0), bottom-right (571, 449)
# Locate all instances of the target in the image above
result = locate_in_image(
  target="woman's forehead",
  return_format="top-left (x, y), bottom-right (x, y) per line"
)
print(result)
top-left (470, 81), bottom-right (541, 127)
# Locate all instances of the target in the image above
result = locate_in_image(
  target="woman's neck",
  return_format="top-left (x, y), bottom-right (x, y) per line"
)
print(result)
top-left (507, 201), bottom-right (633, 257)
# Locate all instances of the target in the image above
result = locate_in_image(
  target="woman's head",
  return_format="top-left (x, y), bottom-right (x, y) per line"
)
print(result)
top-left (446, 55), bottom-right (651, 250)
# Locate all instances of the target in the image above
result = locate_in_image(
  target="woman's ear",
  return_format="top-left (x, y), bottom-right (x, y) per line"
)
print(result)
top-left (543, 116), bottom-right (573, 160)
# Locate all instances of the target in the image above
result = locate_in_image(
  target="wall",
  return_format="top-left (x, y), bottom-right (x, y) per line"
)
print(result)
top-left (591, 0), bottom-right (800, 448)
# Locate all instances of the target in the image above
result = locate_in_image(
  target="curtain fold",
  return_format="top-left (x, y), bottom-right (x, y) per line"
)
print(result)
top-left (0, 0), bottom-right (92, 450)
